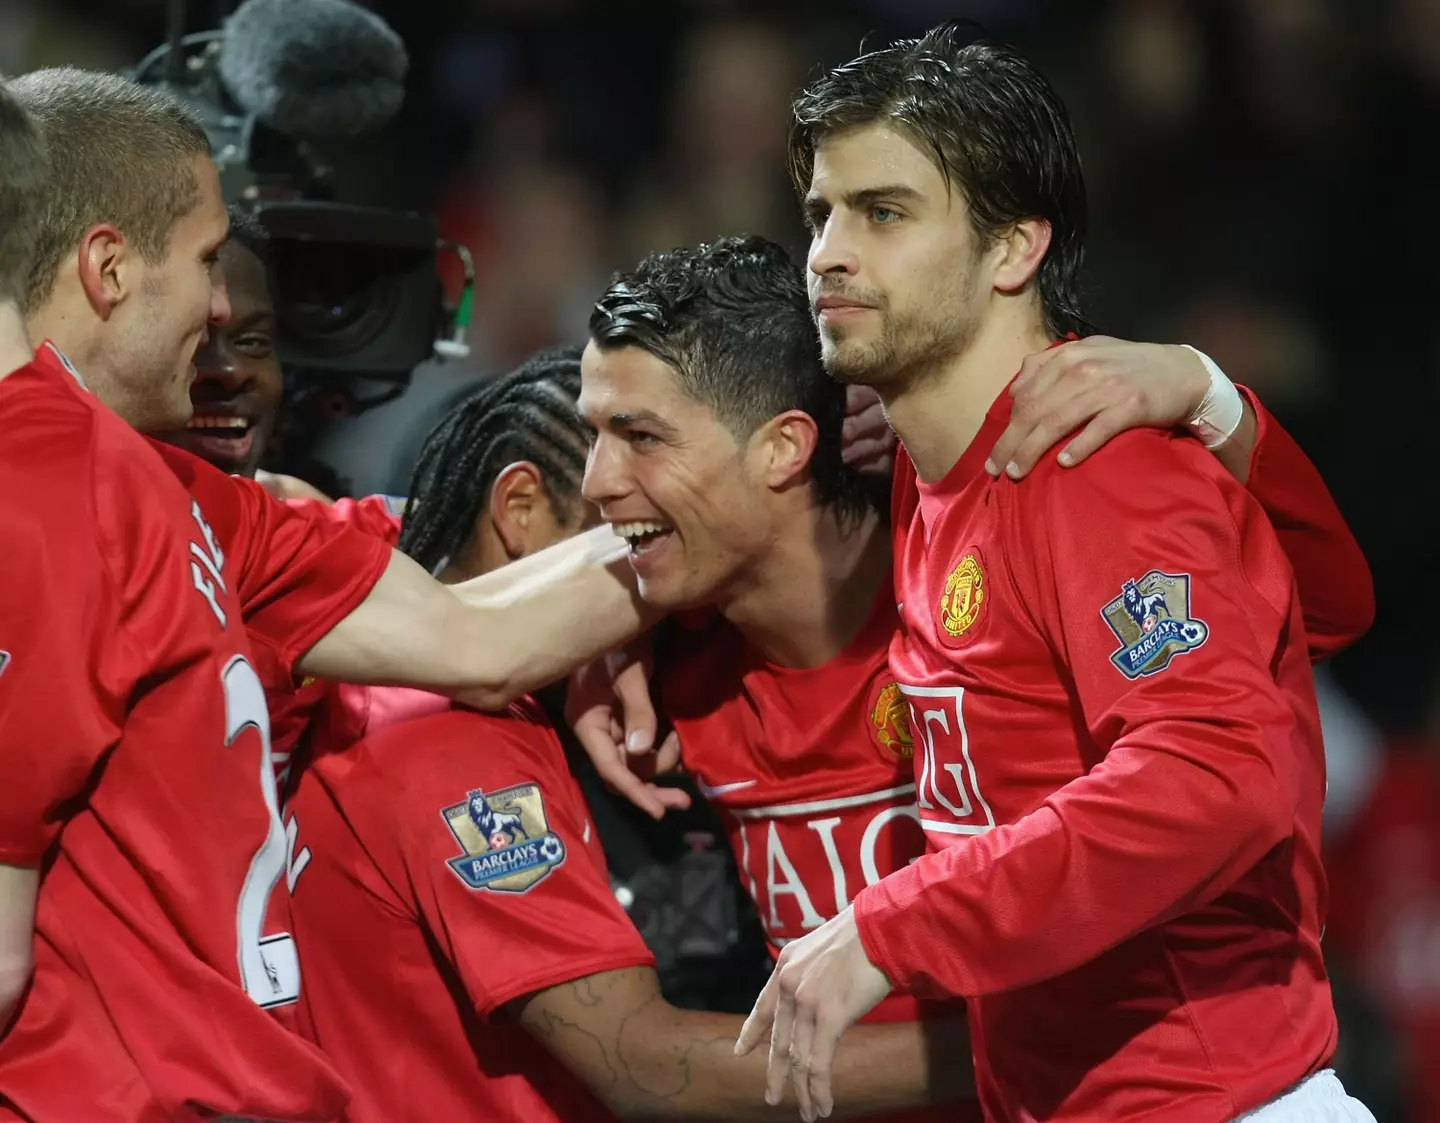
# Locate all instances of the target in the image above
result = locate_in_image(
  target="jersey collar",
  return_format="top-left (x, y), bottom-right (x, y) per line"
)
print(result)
top-left (39, 340), bottom-right (88, 390)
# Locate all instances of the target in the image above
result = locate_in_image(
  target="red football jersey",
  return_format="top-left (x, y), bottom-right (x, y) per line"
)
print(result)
top-left (661, 597), bottom-right (936, 1013)
top-left (286, 696), bottom-right (655, 1123)
top-left (854, 385), bottom-right (1343, 1122)
top-left (662, 598), bottom-right (974, 1123)
top-left (279, 679), bottom-right (450, 809)
top-left (664, 393), bottom-right (1363, 981)
top-left (0, 344), bottom-right (389, 1122)
top-left (266, 494), bottom-right (404, 785)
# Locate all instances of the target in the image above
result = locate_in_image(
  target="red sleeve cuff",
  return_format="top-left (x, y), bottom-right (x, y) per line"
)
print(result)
top-left (854, 878), bottom-right (921, 998)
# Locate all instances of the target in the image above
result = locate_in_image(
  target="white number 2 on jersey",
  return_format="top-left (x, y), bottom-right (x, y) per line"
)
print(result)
top-left (222, 655), bottom-right (301, 1008)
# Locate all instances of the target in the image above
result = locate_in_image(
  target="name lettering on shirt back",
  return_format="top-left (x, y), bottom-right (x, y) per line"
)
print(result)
top-left (188, 499), bottom-right (229, 628)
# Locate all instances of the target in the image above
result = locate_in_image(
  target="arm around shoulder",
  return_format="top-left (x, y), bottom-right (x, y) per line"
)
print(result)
top-left (296, 526), bottom-right (661, 708)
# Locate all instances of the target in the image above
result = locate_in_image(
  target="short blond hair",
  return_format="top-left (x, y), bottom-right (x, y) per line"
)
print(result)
top-left (6, 67), bottom-right (210, 312)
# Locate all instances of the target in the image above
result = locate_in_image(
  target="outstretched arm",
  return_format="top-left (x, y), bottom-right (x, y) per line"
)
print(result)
top-left (172, 450), bottom-right (661, 711)
top-left (511, 965), bottom-right (970, 1122)
top-left (297, 525), bottom-right (662, 708)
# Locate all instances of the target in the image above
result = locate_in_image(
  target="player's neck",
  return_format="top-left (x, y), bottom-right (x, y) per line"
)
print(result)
top-left (25, 302), bottom-right (138, 424)
top-left (881, 306), bottom-right (1053, 483)
top-left (720, 504), bottom-right (891, 669)
top-left (0, 302), bottom-right (33, 381)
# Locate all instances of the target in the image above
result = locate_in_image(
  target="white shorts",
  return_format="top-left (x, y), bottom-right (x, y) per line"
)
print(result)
top-left (1232, 1071), bottom-right (1376, 1123)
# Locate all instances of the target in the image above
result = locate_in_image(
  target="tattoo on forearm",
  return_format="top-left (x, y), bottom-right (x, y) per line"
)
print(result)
top-left (571, 976), bottom-right (602, 1008)
top-left (529, 973), bottom-right (745, 1112)
top-left (528, 1000), bottom-right (620, 1096)
top-left (615, 991), bottom-right (744, 1106)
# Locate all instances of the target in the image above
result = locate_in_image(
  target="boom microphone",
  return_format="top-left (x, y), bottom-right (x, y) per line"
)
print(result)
top-left (218, 0), bottom-right (408, 139)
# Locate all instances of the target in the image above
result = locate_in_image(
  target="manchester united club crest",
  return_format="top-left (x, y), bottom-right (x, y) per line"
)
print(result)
top-left (939, 553), bottom-right (985, 638)
top-left (442, 783), bottom-right (566, 893)
top-left (1101, 570), bottom-right (1209, 679)
top-left (870, 681), bottom-right (914, 760)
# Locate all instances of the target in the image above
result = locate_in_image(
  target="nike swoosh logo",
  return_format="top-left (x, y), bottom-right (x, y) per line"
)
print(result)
top-left (695, 778), bottom-right (758, 801)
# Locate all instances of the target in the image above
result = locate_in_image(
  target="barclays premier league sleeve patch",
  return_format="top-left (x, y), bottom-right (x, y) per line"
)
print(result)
top-left (1101, 570), bottom-right (1209, 679)
top-left (441, 783), bottom-right (567, 893)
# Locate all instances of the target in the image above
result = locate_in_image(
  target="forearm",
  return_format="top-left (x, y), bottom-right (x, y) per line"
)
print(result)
top-left (297, 527), bottom-right (662, 706)
top-left (448, 527), bottom-right (663, 707)
top-left (448, 524), bottom-right (631, 609)
top-left (612, 1010), bottom-right (967, 1121)
top-left (856, 720), bottom-right (1291, 999)
top-left (519, 970), bottom-right (970, 1120)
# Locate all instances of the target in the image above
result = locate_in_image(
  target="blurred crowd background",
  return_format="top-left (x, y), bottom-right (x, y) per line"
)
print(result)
top-left (4, 0), bottom-right (1436, 1117)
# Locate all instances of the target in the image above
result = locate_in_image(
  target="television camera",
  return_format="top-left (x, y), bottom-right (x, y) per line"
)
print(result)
top-left (132, 0), bottom-right (473, 415)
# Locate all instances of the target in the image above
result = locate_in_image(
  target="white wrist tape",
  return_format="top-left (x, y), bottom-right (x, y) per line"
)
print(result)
top-left (1181, 345), bottom-right (1244, 450)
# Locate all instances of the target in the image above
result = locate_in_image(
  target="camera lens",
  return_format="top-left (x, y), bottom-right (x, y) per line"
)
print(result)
top-left (253, 201), bottom-right (441, 377)
top-left (271, 243), bottom-right (401, 359)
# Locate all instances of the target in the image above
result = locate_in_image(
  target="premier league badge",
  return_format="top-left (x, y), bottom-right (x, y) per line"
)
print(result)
top-left (1101, 570), bottom-right (1209, 679)
top-left (441, 783), bottom-right (567, 893)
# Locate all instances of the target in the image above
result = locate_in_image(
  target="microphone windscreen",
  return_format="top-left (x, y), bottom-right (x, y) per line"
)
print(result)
top-left (219, 0), bottom-right (408, 139)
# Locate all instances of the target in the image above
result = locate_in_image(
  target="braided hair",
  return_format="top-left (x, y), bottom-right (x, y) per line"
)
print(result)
top-left (397, 344), bottom-right (589, 575)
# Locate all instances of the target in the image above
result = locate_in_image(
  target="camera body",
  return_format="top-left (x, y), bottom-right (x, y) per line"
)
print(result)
top-left (256, 200), bottom-right (441, 380)
top-left (133, 22), bottom-right (448, 388)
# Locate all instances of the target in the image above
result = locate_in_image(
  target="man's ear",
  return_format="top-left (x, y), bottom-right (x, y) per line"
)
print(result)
top-left (991, 217), bottom-right (1052, 295)
top-left (752, 408), bottom-right (820, 491)
top-left (75, 224), bottom-right (130, 319)
top-left (488, 461), bottom-right (548, 558)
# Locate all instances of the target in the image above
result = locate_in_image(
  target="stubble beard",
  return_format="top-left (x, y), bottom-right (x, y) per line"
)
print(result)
top-left (820, 301), bottom-right (979, 395)
top-left (817, 246), bottom-right (987, 393)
